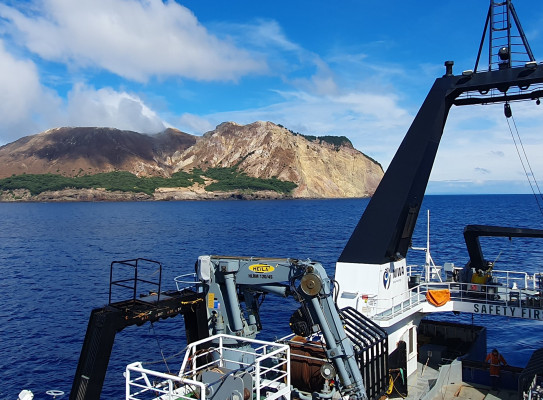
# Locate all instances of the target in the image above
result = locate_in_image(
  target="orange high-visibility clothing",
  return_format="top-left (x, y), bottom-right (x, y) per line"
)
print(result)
top-left (485, 352), bottom-right (507, 376)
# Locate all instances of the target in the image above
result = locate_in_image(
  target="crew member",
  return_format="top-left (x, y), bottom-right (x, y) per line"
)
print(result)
top-left (485, 348), bottom-right (507, 390)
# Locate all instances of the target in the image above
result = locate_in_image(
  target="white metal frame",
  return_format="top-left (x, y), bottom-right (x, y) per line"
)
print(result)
top-left (174, 273), bottom-right (200, 292)
top-left (125, 334), bottom-right (290, 400)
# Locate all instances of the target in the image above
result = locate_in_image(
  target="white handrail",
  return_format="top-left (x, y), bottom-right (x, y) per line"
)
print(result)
top-left (127, 334), bottom-right (290, 400)
top-left (174, 272), bottom-right (199, 291)
top-left (126, 362), bottom-right (206, 400)
top-left (371, 278), bottom-right (542, 321)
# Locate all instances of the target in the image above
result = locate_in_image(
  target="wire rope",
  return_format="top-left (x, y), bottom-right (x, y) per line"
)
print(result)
top-left (150, 321), bottom-right (171, 374)
top-left (505, 109), bottom-right (543, 216)
top-left (510, 113), bottom-right (543, 201)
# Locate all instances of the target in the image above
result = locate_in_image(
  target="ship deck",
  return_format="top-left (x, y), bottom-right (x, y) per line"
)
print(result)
top-left (400, 362), bottom-right (518, 400)
top-left (435, 383), bottom-right (517, 400)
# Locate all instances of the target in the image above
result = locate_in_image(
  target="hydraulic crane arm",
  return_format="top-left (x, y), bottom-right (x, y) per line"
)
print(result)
top-left (197, 255), bottom-right (369, 399)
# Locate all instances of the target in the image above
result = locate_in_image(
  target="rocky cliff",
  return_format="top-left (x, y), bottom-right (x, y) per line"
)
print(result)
top-left (0, 122), bottom-right (383, 199)
top-left (175, 121), bottom-right (383, 198)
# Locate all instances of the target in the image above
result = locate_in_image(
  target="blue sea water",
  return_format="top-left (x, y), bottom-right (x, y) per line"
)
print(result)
top-left (1, 195), bottom-right (543, 399)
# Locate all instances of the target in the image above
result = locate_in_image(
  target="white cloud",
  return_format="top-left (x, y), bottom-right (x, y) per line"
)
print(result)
top-left (0, 0), bottom-right (267, 82)
top-left (0, 39), bottom-right (41, 122)
top-left (290, 58), bottom-right (339, 96)
top-left (65, 83), bottom-right (166, 133)
top-left (0, 39), bottom-right (63, 143)
top-left (239, 19), bottom-right (301, 52)
top-left (177, 113), bottom-right (215, 135)
top-left (0, 40), bottom-right (167, 143)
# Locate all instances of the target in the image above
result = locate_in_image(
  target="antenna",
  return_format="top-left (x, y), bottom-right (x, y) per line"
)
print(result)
top-left (474, 0), bottom-right (535, 72)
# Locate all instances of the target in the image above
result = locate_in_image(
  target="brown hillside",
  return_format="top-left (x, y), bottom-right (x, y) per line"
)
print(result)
top-left (174, 121), bottom-right (383, 198)
top-left (0, 127), bottom-right (197, 178)
top-left (0, 122), bottom-right (383, 199)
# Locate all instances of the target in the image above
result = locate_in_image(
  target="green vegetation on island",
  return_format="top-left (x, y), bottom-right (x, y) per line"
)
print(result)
top-left (276, 124), bottom-right (353, 150)
top-left (198, 167), bottom-right (297, 193)
top-left (276, 124), bottom-right (382, 169)
top-left (0, 167), bottom-right (297, 196)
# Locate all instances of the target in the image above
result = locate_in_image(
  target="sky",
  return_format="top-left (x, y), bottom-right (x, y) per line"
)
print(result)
top-left (1, 0), bottom-right (543, 194)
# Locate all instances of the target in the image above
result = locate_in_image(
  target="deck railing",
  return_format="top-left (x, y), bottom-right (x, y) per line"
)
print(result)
top-left (174, 272), bottom-right (200, 292)
top-left (126, 334), bottom-right (290, 400)
top-left (126, 362), bottom-right (206, 400)
top-left (367, 269), bottom-right (543, 321)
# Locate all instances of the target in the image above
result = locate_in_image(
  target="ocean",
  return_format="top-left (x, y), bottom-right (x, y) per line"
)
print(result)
top-left (2, 195), bottom-right (543, 399)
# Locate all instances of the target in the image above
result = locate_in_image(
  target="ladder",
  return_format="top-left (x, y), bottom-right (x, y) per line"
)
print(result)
top-left (475, 0), bottom-right (535, 72)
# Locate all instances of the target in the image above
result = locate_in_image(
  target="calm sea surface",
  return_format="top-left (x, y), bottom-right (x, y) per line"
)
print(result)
top-left (2, 195), bottom-right (543, 399)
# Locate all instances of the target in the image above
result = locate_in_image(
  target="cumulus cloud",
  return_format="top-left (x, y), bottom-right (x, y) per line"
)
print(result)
top-left (0, 39), bottom-right (63, 143)
top-left (0, 41), bottom-right (40, 121)
top-left (65, 83), bottom-right (166, 133)
top-left (0, 39), bottom-right (167, 143)
top-left (0, 0), bottom-right (267, 82)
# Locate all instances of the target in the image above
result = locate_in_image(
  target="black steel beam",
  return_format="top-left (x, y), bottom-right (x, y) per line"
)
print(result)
top-left (339, 75), bottom-right (456, 264)
top-left (453, 89), bottom-right (543, 106)
top-left (339, 63), bottom-right (543, 265)
top-left (464, 225), bottom-right (543, 270)
top-left (70, 290), bottom-right (207, 400)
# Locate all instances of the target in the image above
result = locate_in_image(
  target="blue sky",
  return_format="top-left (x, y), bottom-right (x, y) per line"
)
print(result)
top-left (1, 0), bottom-right (543, 194)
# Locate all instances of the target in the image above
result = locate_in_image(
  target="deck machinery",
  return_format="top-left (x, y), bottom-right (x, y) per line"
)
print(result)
top-left (71, 1), bottom-right (543, 399)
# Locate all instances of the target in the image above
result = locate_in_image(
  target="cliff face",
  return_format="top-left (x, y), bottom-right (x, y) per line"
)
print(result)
top-left (0, 122), bottom-right (383, 199)
top-left (175, 121), bottom-right (383, 198)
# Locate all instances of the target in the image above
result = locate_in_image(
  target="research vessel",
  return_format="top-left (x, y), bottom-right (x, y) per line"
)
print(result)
top-left (37, 1), bottom-right (543, 400)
